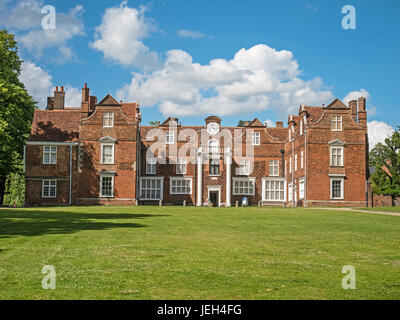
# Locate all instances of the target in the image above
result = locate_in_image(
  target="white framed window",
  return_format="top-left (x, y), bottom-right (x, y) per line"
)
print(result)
top-left (269, 160), bottom-right (279, 176)
top-left (301, 150), bottom-right (304, 169)
top-left (208, 139), bottom-right (219, 153)
top-left (166, 131), bottom-right (174, 144)
top-left (170, 177), bottom-right (192, 195)
top-left (330, 146), bottom-right (344, 167)
top-left (331, 115), bottom-right (343, 131)
top-left (263, 178), bottom-right (285, 201)
top-left (140, 177), bottom-right (163, 200)
top-left (100, 174), bottom-right (114, 197)
top-left (299, 178), bottom-right (305, 199)
top-left (233, 178), bottom-right (255, 196)
top-left (176, 158), bottom-right (187, 174)
top-left (239, 159), bottom-right (251, 175)
top-left (300, 120), bottom-right (303, 135)
top-left (252, 132), bottom-right (260, 145)
top-left (288, 182), bottom-right (293, 202)
top-left (289, 157), bottom-right (292, 174)
top-left (42, 179), bottom-right (56, 198)
top-left (146, 157), bottom-right (157, 175)
top-left (209, 158), bottom-right (220, 176)
top-left (295, 154), bottom-right (298, 171)
top-left (330, 178), bottom-right (344, 199)
top-left (101, 143), bottom-right (114, 164)
top-left (103, 112), bottom-right (114, 127)
top-left (43, 146), bottom-right (57, 164)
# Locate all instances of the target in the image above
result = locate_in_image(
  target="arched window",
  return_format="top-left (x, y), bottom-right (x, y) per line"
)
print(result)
top-left (208, 139), bottom-right (219, 153)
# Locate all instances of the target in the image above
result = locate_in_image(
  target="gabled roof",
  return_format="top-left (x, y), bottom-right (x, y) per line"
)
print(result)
top-left (325, 98), bottom-right (348, 109)
top-left (97, 94), bottom-right (121, 106)
top-left (160, 117), bottom-right (179, 127)
top-left (245, 118), bottom-right (265, 127)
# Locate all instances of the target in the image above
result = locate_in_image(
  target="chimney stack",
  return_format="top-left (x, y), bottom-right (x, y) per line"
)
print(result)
top-left (357, 97), bottom-right (367, 125)
top-left (349, 100), bottom-right (358, 122)
top-left (53, 86), bottom-right (65, 109)
top-left (81, 83), bottom-right (90, 115)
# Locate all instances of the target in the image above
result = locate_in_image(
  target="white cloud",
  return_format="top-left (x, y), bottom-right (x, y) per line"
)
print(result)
top-left (19, 60), bottom-right (52, 107)
top-left (368, 120), bottom-right (395, 151)
top-left (343, 89), bottom-right (377, 116)
top-left (117, 44), bottom-right (334, 117)
top-left (19, 60), bottom-right (81, 108)
top-left (90, 2), bottom-right (159, 69)
top-left (0, 0), bottom-right (85, 63)
top-left (264, 119), bottom-right (275, 127)
top-left (177, 29), bottom-right (208, 39)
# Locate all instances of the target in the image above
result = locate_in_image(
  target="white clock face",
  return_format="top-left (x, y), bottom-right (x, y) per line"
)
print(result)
top-left (207, 122), bottom-right (219, 134)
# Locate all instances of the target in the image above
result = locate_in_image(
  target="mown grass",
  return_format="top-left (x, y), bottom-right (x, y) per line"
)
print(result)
top-left (357, 206), bottom-right (400, 213)
top-left (0, 206), bottom-right (399, 300)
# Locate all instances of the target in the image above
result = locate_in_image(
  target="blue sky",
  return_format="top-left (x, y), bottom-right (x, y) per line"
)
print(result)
top-left (1, 0), bottom-right (399, 146)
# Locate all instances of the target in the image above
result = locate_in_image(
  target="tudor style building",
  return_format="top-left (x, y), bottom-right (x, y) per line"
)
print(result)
top-left (24, 84), bottom-right (369, 207)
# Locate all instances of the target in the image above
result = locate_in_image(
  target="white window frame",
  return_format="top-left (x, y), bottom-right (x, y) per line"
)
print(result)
top-left (233, 177), bottom-right (255, 196)
top-left (300, 120), bottom-right (303, 135)
top-left (301, 150), bottom-right (304, 169)
top-left (170, 177), bottom-right (192, 195)
top-left (289, 157), bottom-right (292, 174)
top-left (330, 146), bottom-right (344, 167)
top-left (103, 112), bottom-right (114, 128)
top-left (42, 179), bottom-right (57, 198)
top-left (208, 139), bottom-right (219, 153)
top-left (288, 182), bottom-right (293, 203)
top-left (331, 115), bottom-right (343, 132)
top-left (100, 174), bottom-right (114, 198)
top-left (101, 143), bottom-right (115, 164)
top-left (330, 178), bottom-right (344, 200)
top-left (166, 131), bottom-right (174, 144)
top-left (262, 178), bottom-right (286, 202)
top-left (146, 157), bottom-right (157, 175)
top-left (43, 146), bottom-right (57, 164)
top-left (252, 132), bottom-right (260, 146)
top-left (239, 159), bottom-right (251, 176)
top-left (140, 177), bottom-right (164, 200)
top-left (176, 158), bottom-right (187, 175)
top-left (269, 160), bottom-right (279, 177)
top-left (299, 178), bottom-right (305, 199)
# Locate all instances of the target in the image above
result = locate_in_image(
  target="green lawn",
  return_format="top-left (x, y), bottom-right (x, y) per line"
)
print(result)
top-left (0, 206), bottom-right (399, 300)
top-left (357, 206), bottom-right (400, 213)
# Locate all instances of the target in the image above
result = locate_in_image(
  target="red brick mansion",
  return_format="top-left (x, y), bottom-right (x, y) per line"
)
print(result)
top-left (24, 84), bottom-right (369, 207)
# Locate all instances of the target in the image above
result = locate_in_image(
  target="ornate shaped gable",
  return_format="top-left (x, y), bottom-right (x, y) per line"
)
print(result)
top-left (98, 94), bottom-right (121, 106)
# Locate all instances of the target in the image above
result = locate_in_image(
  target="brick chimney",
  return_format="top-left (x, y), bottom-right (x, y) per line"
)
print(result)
top-left (276, 121), bottom-right (283, 128)
top-left (357, 97), bottom-right (367, 125)
top-left (53, 86), bottom-right (65, 109)
top-left (349, 100), bottom-right (358, 122)
top-left (81, 83), bottom-right (90, 115)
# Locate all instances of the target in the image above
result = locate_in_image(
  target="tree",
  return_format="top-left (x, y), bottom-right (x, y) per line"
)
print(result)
top-left (149, 121), bottom-right (160, 126)
top-left (369, 126), bottom-right (400, 206)
top-left (0, 29), bottom-right (36, 205)
top-left (237, 120), bottom-right (245, 127)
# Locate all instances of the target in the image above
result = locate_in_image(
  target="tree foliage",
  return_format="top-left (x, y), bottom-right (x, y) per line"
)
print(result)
top-left (0, 29), bottom-right (36, 204)
top-left (369, 126), bottom-right (400, 200)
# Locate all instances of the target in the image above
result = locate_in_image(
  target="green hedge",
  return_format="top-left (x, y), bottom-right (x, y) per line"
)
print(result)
top-left (3, 172), bottom-right (25, 207)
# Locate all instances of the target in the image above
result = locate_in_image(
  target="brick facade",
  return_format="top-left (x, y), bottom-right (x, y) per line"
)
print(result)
top-left (25, 84), bottom-right (369, 207)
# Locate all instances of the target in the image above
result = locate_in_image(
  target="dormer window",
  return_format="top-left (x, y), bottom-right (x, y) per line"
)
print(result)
top-left (103, 112), bottom-right (114, 128)
top-left (166, 131), bottom-right (174, 144)
top-left (331, 115), bottom-right (342, 131)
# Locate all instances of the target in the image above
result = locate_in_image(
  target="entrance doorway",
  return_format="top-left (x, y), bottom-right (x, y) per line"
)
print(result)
top-left (209, 191), bottom-right (219, 207)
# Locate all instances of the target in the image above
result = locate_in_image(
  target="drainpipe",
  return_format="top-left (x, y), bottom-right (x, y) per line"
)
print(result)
top-left (304, 126), bottom-right (308, 207)
top-left (291, 134), bottom-right (295, 207)
top-left (69, 144), bottom-right (72, 205)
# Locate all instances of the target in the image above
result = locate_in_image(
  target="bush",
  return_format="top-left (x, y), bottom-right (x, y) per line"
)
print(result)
top-left (3, 172), bottom-right (25, 207)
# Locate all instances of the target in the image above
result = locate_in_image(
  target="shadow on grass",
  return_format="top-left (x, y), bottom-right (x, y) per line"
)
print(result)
top-left (0, 209), bottom-right (169, 238)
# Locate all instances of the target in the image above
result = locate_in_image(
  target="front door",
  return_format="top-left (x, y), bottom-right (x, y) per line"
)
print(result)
top-left (209, 191), bottom-right (219, 207)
